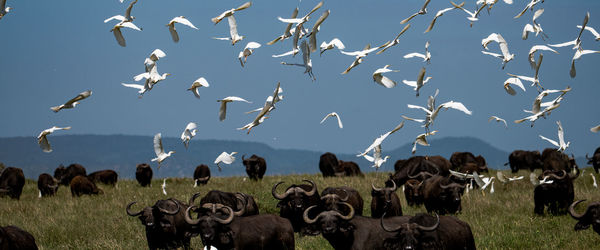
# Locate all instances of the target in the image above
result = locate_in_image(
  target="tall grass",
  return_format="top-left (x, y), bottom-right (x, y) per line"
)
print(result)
top-left (1, 169), bottom-right (599, 249)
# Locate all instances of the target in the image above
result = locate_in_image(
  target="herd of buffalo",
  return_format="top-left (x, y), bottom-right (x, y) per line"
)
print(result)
top-left (1, 148), bottom-right (600, 249)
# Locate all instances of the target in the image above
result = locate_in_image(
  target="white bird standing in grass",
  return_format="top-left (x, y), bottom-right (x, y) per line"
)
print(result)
top-left (481, 33), bottom-right (514, 69)
top-left (267, 7), bottom-right (298, 45)
top-left (372, 65), bottom-right (399, 88)
top-left (522, 9), bottom-right (548, 40)
top-left (402, 67), bottom-right (432, 96)
top-left (502, 77), bottom-right (526, 96)
top-left (404, 41), bottom-right (431, 64)
top-left (357, 121), bottom-right (405, 157)
top-left (591, 125), bottom-right (600, 133)
top-left (320, 112), bottom-right (343, 129)
top-left (376, 24), bottom-right (411, 55)
top-left (180, 122), bottom-right (197, 149)
top-left (0, 0), bottom-right (12, 21)
top-left (340, 42), bottom-right (390, 74)
top-left (37, 126), bottom-right (72, 153)
top-left (50, 90), bottom-right (92, 113)
top-left (489, 116), bottom-right (508, 128)
top-left (151, 133), bottom-right (175, 169)
top-left (424, 2), bottom-right (464, 33)
top-left (539, 121), bottom-right (570, 152)
top-left (590, 173), bottom-right (598, 188)
top-left (162, 178), bottom-right (167, 195)
top-left (167, 16), bottom-right (198, 43)
top-left (238, 42), bottom-right (261, 67)
top-left (187, 77), bottom-right (210, 99)
top-left (400, 0), bottom-right (431, 24)
top-left (320, 38), bottom-right (345, 56)
top-left (214, 152), bottom-right (237, 171)
top-left (217, 96), bottom-right (251, 121)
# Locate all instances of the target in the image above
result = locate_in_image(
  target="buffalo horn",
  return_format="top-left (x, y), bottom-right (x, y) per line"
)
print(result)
top-left (214, 206), bottom-right (235, 224)
top-left (158, 199), bottom-right (180, 215)
top-left (234, 193), bottom-right (248, 216)
top-left (300, 179), bottom-right (317, 196)
top-left (416, 214), bottom-right (440, 231)
top-left (545, 170), bottom-right (567, 180)
top-left (272, 181), bottom-right (291, 200)
top-left (372, 182), bottom-right (383, 192)
top-left (389, 180), bottom-right (397, 191)
top-left (184, 205), bottom-right (201, 225)
top-left (126, 202), bottom-right (143, 217)
top-left (189, 192), bottom-right (203, 206)
top-left (336, 202), bottom-right (355, 220)
top-left (380, 212), bottom-right (402, 232)
top-left (569, 199), bottom-right (589, 220)
top-left (302, 205), bottom-right (319, 224)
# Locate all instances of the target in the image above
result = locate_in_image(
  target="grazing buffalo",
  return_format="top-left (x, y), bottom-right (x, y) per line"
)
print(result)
top-left (304, 203), bottom-right (410, 250)
top-left (242, 154), bottom-right (267, 180)
top-left (450, 152), bottom-right (489, 173)
top-left (54, 163), bottom-right (87, 186)
top-left (404, 179), bottom-right (425, 206)
top-left (136, 163), bottom-right (153, 187)
top-left (319, 152), bottom-right (339, 177)
top-left (70, 176), bottom-right (102, 197)
top-left (87, 170), bottom-right (118, 186)
top-left (534, 169), bottom-right (578, 215)
top-left (127, 199), bottom-right (194, 250)
top-left (586, 147), bottom-right (600, 173)
top-left (37, 173), bottom-right (59, 197)
top-left (189, 190), bottom-right (259, 217)
top-left (272, 180), bottom-right (320, 234)
top-left (0, 167), bottom-right (25, 200)
top-left (387, 156), bottom-right (450, 187)
top-left (422, 175), bottom-right (466, 215)
top-left (505, 150), bottom-right (543, 173)
top-left (321, 186), bottom-right (364, 216)
top-left (184, 204), bottom-right (294, 250)
top-left (336, 160), bottom-right (364, 177)
top-left (0, 225), bottom-right (39, 250)
top-left (193, 164), bottom-right (211, 186)
top-left (381, 213), bottom-right (476, 250)
top-left (541, 148), bottom-right (577, 172)
top-left (569, 200), bottom-right (600, 235)
top-left (371, 181), bottom-right (402, 218)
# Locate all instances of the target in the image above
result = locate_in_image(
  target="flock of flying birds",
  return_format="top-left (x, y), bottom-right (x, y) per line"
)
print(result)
top-left (4, 0), bottom-right (594, 173)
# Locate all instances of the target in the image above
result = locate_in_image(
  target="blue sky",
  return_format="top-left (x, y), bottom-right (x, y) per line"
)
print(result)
top-left (0, 0), bottom-right (599, 157)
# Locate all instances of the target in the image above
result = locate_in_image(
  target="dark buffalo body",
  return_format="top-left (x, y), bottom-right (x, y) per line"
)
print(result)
top-left (70, 176), bottom-right (102, 197)
top-left (0, 167), bottom-right (25, 200)
top-left (190, 190), bottom-right (259, 217)
top-left (422, 175), bottom-right (465, 215)
top-left (127, 199), bottom-right (194, 250)
top-left (381, 213), bottom-right (476, 250)
top-left (450, 152), bottom-right (489, 173)
top-left (404, 179), bottom-right (425, 206)
top-left (54, 163), bottom-right (87, 186)
top-left (37, 173), bottom-right (59, 197)
top-left (319, 152), bottom-right (339, 177)
top-left (87, 170), bottom-right (118, 186)
top-left (534, 169), bottom-right (578, 215)
top-left (193, 164), bottom-right (211, 185)
top-left (371, 182), bottom-right (402, 218)
top-left (387, 156), bottom-right (450, 187)
top-left (541, 148), bottom-right (577, 172)
top-left (242, 154), bottom-right (267, 180)
top-left (569, 200), bottom-right (600, 235)
top-left (135, 163), bottom-right (153, 187)
top-left (185, 204), bottom-right (294, 250)
top-left (0, 225), bottom-right (38, 250)
top-left (272, 180), bottom-right (320, 234)
top-left (506, 150), bottom-right (543, 173)
top-left (587, 147), bottom-right (600, 173)
top-left (321, 186), bottom-right (364, 216)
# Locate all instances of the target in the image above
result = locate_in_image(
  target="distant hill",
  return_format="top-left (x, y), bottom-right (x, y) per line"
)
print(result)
top-left (0, 135), bottom-right (587, 179)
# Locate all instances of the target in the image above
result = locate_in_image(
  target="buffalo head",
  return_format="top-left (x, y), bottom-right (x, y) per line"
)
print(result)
top-left (303, 202), bottom-right (355, 234)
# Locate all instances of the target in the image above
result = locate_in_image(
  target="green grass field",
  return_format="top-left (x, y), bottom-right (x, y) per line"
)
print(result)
top-left (1, 169), bottom-right (599, 249)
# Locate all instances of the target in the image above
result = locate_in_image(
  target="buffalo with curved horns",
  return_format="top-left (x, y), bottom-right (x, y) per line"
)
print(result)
top-left (127, 198), bottom-right (195, 250)
top-left (534, 169), bottom-right (579, 215)
top-left (569, 199), bottom-right (600, 235)
top-left (320, 186), bottom-right (364, 216)
top-left (422, 175), bottom-right (466, 215)
top-left (184, 203), bottom-right (294, 250)
top-left (272, 179), bottom-right (320, 234)
top-left (371, 181), bottom-right (402, 218)
top-left (189, 190), bottom-right (258, 217)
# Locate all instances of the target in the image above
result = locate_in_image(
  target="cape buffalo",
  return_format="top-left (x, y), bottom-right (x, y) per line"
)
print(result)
top-left (320, 186), bottom-right (364, 216)
top-left (505, 150), bottom-right (543, 173)
top-left (404, 179), bottom-right (425, 206)
top-left (0, 167), bottom-right (25, 200)
top-left (381, 213), bottom-right (476, 250)
top-left (0, 225), bottom-right (38, 250)
top-left (320, 152), bottom-right (339, 177)
top-left (37, 173), bottom-right (59, 197)
top-left (569, 199), bottom-right (600, 235)
top-left (586, 147), bottom-right (600, 173)
top-left (541, 148), bottom-right (577, 172)
top-left (193, 164), bottom-right (211, 186)
top-left (303, 203), bottom-right (410, 250)
top-left (450, 152), bottom-right (489, 173)
top-left (184, 203), bottom-right (294, 250)
top-left (70, 176), bottom-right (102, 197)
top-left (242, 154), bottom-right (267, 180)
top-left (371, 181), bottom-right (402, 218)
top-left (534, 169), bottom-right (578, 215)
top-left (189, 190), bottom-right (259, 217)
top-left (127, 199), bottom-right (195, 250)
top-left (422, 175), bottom-right (466, 215)
top-left (272, 179), bottom-right (320, 234)
top-left (336, 160), bottom-right (364, 177)
top-left (387, 156), bottom-right (450, 187)
top-left (136, 163), bottom-right (153, 187)
top-left (87, 170), bottom-right (118, 186)
top-left (54, 163), bottom-right (87, 186)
